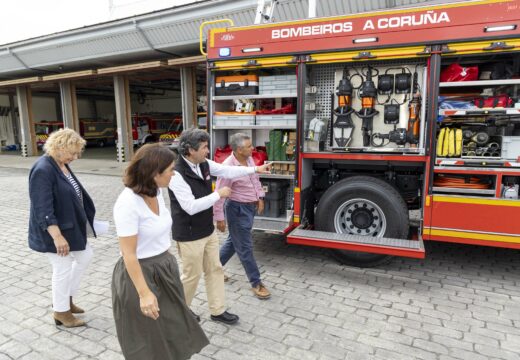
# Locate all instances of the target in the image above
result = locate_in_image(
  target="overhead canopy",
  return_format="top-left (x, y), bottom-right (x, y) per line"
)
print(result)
top-left (0, 0), bottom-right (457, 81)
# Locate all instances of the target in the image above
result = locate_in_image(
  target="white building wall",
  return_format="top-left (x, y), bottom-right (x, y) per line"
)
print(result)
top-left (131, 90), bottom-right (182, 114)
top-left (0, 95), bottom-right (9, 106)
top-left (78, 98), bottom-right (97, 119)
top-left (77, 98), bottom-right (117, 121)
top-left (96, 100), bottom-right (117, 121)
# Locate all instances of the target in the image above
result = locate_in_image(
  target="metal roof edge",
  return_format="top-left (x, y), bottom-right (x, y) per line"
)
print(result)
top-left (0, 0), bottom-right (450, 80)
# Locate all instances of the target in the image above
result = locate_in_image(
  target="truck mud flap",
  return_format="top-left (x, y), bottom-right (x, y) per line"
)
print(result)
top-left (287, 227), bottom-right (425, 259)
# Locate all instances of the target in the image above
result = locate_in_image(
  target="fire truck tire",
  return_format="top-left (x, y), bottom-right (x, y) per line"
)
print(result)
top-left (315, 176), bottom-right (409, 268)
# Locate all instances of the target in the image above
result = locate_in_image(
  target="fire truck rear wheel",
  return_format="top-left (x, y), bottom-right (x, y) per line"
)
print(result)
top-left (315, 176), bottom-right (409, 268)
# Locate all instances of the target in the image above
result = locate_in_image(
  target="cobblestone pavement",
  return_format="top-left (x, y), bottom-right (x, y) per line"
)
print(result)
top-left (1, 165), bottom-right (520, 360)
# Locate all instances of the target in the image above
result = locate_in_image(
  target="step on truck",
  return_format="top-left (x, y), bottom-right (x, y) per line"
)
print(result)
top-left (203, 0), bottom-right (520, 267)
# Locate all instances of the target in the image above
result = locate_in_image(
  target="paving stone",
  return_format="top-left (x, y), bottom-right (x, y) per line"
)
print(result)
top-left (2, 165), bottom-right (520, 359)
top-left (502, 333), bottom-right (520, 353)
top-left (19, 352), bottom-right (47, 360)
top-left (97, 349), bottom-right (125, 360)
top-left (310, 341), bottom-right (348, 360)
top-left (375, 348), bottom-right (417, 360)
top-left (474, 344), bottom-right (520, 360)
top-left (422, 323), bottom-right (463, 339)
top-left (413, 338), bottom-right (449, 355)
top-left (358, 334), bottom-right (436, 360)
top-left (0, 340), bottom-right (32, 358)
top-left (286, 347), bottom-right (320, 360)
top-left (71, 338), bottom-right (106, 356)
top-left (431, 334), bottom-right (473, 351)
top-left (379, 330), bottom-right (413, 346)
top-left (28, 338), bottom-right (79, 360)
top-left (463, 332), bottom-right (500, 347)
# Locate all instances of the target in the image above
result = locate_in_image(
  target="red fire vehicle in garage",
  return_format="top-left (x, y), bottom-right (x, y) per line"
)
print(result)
top-left (130, 113), bottom-right (182, 146)
top-left (204, 0), bottom-right (520, 266)
top-left (35, 119), bottom-right (115, 148)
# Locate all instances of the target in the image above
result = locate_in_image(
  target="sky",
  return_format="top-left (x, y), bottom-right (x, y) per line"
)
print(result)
top-left (0, 0), bottom-right (198, 45)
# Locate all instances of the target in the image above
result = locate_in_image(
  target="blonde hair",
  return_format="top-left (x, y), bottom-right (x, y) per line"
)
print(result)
top-left (43, 128), bottom-right (86, 158)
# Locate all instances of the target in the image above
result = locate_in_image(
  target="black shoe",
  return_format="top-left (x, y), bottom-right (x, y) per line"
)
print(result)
top-left (210, 311), bottom-right (239, 325)
top-left (190, 309), bottom-right (200, 322)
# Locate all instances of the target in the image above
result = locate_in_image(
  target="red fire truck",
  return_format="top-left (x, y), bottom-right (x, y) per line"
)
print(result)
top-left (204, 0), bottom-right (520, 267)
top-left (130, 113), bottom-right (182, 146)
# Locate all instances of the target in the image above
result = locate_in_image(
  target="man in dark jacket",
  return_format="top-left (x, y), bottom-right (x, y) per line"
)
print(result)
top-left (168, 128), bottom-right (271, 324)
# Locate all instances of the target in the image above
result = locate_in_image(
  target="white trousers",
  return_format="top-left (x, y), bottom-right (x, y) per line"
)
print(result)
top-left (46, 243), bottom-right (93, 312)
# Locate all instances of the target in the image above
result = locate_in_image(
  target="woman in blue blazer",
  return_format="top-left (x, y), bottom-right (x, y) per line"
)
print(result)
top-left (28, 128), bottom-right (96, 328)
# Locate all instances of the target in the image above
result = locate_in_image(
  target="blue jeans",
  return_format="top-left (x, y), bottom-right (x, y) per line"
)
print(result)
top-left (219, 200), bottom-right (261, 288)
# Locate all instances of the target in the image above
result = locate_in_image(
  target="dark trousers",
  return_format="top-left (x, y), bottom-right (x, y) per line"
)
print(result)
top-left (219, 200), bottom-right (261, 287)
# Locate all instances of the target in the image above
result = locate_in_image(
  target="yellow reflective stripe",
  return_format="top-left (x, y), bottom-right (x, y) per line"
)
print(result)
top-left (443, 38), bottom-right (520, 56)
top-left (424, 228), bottom-right (520, 243)
top-left (309, 46), bottom-right (428, 64)
top-left (432, 195), bottom-right (520, 207)
top-left (160, 134), bottom-right (179, 139)
top-left (83, 128), bottom-right (114, 137)
top-left (212, 56), bottom-right (296, 70)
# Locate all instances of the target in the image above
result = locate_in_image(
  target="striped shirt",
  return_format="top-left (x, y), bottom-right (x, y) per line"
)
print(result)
top-left (65, 171), bottom-right (94, 236)
top-left (65, 172), bottom-right (82, 200)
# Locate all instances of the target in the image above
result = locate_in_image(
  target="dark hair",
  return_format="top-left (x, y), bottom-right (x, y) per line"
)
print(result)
top-left (178, 128), bottom-right (210, 156)
top-left (124, 143), bottom-right (176, 197)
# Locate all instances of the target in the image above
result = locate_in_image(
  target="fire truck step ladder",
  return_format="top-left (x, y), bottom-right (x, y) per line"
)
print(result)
top-left (253, 218), bottom-right (289, 233)
top-left (287, 227), bottom-right (425, 259)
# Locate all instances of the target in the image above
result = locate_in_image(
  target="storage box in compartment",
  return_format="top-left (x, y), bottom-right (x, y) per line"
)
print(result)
top-left (256, 114), bottom-right (296, 127)
top-left (213, 115), bottom-right (255, 127)
top-left (259, 75), bottom-right (297, 95)
top-left (215, 75), bottom-right (259, 96)
top-left (261, 179), bottom-right (290, 217)
top-left (501, 136), bottom-right (520, 160)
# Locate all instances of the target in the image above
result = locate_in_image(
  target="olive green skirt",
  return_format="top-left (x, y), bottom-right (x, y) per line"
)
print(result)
top-left (112, 251), bottom-right (209, 360)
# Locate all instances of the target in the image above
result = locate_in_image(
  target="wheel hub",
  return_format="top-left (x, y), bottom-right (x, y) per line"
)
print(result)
top-left (351, 208), bottom-right (373, 229)
top-left (334, 198), bottom-right (386, 236)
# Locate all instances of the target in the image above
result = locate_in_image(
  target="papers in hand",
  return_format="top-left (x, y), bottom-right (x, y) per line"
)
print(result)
top-left (94, 220), bottom-right (110, 235)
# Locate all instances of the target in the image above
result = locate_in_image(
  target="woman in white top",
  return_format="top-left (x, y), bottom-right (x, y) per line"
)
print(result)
top-left (112, 143), bottom-right (208, 360)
